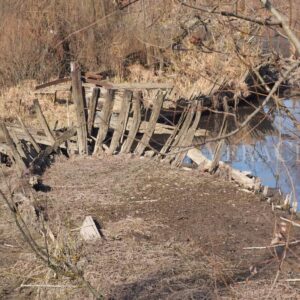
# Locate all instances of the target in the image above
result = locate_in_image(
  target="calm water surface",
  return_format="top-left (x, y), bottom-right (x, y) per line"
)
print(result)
top-left (197, 99), bottom-right (300, 210)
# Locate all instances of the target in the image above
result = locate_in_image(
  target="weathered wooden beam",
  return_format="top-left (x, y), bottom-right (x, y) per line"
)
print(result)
top-left (172, 101), bottom-right (202, 166)
top-left (121, 92), bottom-right (142, 153)
top-left (209, 97), bottom-right (229, 173)
top-left (135, 91), bottom-right (166, 156)
top-left (6, 125), bottom-right (53, 147)
top-left (209, 124), bottom-right (227, 173)
top-left (164, 102), bottom-right (195, 163)
top-left (120, 94), bottom-right (131, 144)
top-left (87, 88), bottom-right (100, 136)
top-left (35, 78), bottom-right (71, 90)
top-left (111, 116), bottom-right (208, 137)
top-left (108, 82), bottom-right (173, 90)
top-left (71, 62), bottom-right (88, 155)
top-left (93, 89), bottom-right (115, 155)
top-left (0, 123), bottom-right (27, 176)
top-left (107, 90), bottom-right (132, 155)
top-left (17, 116), bottom-right (41, 153)
top-left (4, 125), bottom-right (72, 149)
top-left (35, 81), bottom-right (173, 95)
top-left (84, 80), bottom-right (173, 90)
top-left (33, 99), bottom-right (55, 145)
top-left (159, 106), bottom-right (188, 156)
top-left (173, 102), bottom-right (197, 148)
top-left (187, 148), bottom-right (261, 191)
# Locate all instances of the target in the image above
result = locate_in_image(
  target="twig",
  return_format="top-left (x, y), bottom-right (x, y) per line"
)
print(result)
top-left (243, 240), bottom-right (300, 250)
top-left (177, 0), bottom-right (281, 26)
top-left (280, 217), bottom-right (300, 228)
top-left (285, 279), bottom-right (300, 282)
top-left (20, 284), bottom-right (77, 289)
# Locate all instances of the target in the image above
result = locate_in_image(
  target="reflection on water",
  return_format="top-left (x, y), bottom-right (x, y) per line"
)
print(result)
top-left (197, 99), bottom-right (300, 210)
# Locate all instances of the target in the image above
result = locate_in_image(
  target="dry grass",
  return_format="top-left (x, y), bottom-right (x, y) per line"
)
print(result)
top-left (0, 0), bottom-right (292, 97)
top-left (223, 280), bottom-right (300, 299)
top-left (0, 80), bottom-right (76, 128)
top-left (1, 155), bottom-right (300, 299)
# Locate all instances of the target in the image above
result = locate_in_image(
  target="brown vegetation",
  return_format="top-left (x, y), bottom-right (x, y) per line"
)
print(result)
top-left (0, 0), bottom-right (298, 89)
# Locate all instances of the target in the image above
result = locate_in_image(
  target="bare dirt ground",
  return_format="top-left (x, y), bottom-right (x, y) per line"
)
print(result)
top-left (1, 154), bottom-right (300, 299)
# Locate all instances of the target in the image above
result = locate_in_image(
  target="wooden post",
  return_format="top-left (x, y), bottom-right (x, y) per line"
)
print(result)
top-left (135, 91), bottom-right (165, 156)
top-left (0, 123), bottom-right (26, 176)
top-left (93, 89), bottom-right (115, 155)
top-left (107, 90), bottom-right (132, 155)
top-left (17, 116), bottom-right (41, 153)
top-left (71, 62), bottom-right (88, 155)
top-left (121, 92), bottom-right (142, 153)
top-left (87, 87), bottom-right (100, 136)
top-left (33, 99), bottom-right (55, 145)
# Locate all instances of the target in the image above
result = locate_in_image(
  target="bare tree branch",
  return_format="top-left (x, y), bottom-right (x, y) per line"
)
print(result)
top-left (177, 0), bottom-right (281, 26)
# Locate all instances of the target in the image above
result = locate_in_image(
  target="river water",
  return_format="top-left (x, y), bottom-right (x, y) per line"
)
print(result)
top-left (196, 99), bottom-right (300, 211)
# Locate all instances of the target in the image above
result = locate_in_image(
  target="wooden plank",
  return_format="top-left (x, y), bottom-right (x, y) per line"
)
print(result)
top-left (17, 116), bottom-right (41, 153)
top-left (108, 82), bottom-right (173, 90)
top-left (172, 101), bottom-right (202, 166)
top-left (87, 87), bottom-right (100, 136)
top-left (111, 116), bottom-right (207, 136)
top-left (209, 97), bottom-right (229, 173)
top-left (84, 80), bottom-right (173, 90)
top-left (120, 93), bottom-right (131, 144)
top-left (135, 91), bottom-right (166, 156)
top-left (4, 125), bottom-right (74, 149)
top-left (33, 99), bottom-right (55, 145)
top-left (106, 90), bottom-right (132, 155)
top-left (164, 102), bottom-right (195, 163)
top-left (34, 81), bottom-right (173, 96)
top-left (0, 123), bottom-right (27, 176)
top-left (121, 92), bottom-right (142, 153)
top-left (71, 62), bottom-right (88, 155)
top-left (6, 125), bottom-right (56, 147)
top-left (173, 102), bottom-right (197, 148)
top-left (35, 78), bottom-right (71, 90)
top-left (209, 122), bottom-right (227, 173)
top-left (187, 148), bottom-right (261, 191)
top-left (93, 89), bottom-right (115, 155)
top-left (159, 106), bottom-right (188, 156)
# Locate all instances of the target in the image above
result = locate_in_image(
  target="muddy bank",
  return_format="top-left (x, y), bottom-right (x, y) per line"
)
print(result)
top-left (1, 155), bottom-right (299, 299)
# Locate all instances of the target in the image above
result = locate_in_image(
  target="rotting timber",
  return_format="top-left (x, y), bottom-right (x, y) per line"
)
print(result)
top-left (0, 62), bottom-right (292, 196)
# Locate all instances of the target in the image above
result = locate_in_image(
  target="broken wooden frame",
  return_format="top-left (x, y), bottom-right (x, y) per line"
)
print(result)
top-left (0, 65), bottom-right (262, 193)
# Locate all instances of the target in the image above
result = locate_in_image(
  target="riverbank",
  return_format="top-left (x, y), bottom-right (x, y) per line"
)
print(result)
top-left (1, 155), bottom-right (299, 299)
